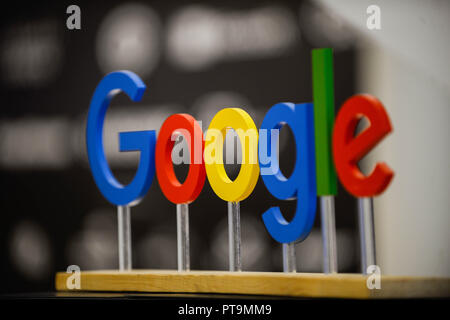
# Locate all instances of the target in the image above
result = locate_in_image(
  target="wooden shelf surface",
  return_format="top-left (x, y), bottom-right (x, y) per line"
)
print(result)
top-left (55, 270), bottom-right (449, 299)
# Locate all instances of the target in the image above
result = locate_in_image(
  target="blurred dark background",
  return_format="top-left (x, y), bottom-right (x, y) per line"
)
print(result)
top-left (0, 0), bottom-right (361, 293)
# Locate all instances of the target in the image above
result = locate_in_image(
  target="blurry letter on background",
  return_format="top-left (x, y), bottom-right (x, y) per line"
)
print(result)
top-left (366, 5), bottom-right (381, 30)
top-left (66, 265), bottom-right (81, 290)
top-left (66, 5), bottom-right (81, 30)
top-left (366, 265), bottom-right (381, 289)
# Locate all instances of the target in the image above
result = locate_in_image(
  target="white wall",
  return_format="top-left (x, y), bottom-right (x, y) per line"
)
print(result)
top-left (358, 43), bottom-right (450, 277)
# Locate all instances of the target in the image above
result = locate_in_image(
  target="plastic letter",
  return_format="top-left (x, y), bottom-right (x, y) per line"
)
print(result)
top-left (259, 103), bottom-right (317, 243)
top-left (312, 48), bottom-right (338, 195)
top-left (332, 94), bottom-right (394, 197)
top-left (204, 108), bottom-right (259, 202)
top-left (86, 71), bottom-right (156, 205)
top-left (155, 113), bottom-right (205, 204)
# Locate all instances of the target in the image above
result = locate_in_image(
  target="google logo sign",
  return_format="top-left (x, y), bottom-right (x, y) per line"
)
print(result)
top-left (86, 48), bottom-right (394, 271)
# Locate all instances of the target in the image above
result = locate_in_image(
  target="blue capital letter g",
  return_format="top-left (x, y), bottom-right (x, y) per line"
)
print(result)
top-left (86, 71), bottom-right (156, 206)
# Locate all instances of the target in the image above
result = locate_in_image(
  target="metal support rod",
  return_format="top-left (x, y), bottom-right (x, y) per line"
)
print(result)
top-left (282, 242), bottom-right (296, 273)
top-left (176, 203), bottom-right (190, 271)
top-left (117, 205), bottom-right (132, 271)
top-left (358, 197), bottom-right (376, 274)
top-left (228, 201), bottom-right (241, 271)
top-left (320, 195), bottom-right (338, 273)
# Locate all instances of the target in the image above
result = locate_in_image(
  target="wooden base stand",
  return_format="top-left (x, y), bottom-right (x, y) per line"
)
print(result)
top-left (55, 270), bottom-right (449, 299)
